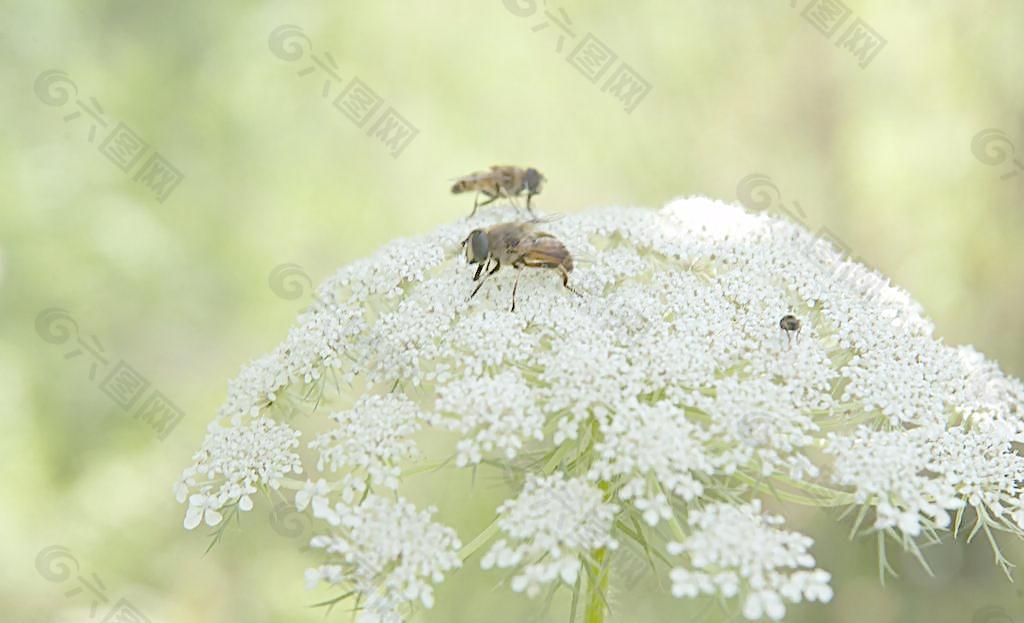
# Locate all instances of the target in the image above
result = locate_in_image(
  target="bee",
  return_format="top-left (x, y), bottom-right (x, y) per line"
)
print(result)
top-left (461, 220), bottom-right (578, 312)
top-left (450, 166), bottom-right (545, 217)
top-left (779, 314), bottom-right (802, 346)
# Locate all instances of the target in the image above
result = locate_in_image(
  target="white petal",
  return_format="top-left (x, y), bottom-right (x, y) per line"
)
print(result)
top-left (184, 507), bottom-right (203, 530)
top-left (304, 568), bottom-right (321, 590)
top-left (204, 507), bottom-right (223, 526)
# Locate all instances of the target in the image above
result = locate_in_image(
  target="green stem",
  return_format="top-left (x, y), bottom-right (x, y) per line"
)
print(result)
top-left (582, 419), bottom-right (609, 623)
top-left (731, 471), bottom-right (854, 507)
top-left (584, 547), bottom-right (608, 623)
top-left (458, 516), bottom-right (502, 561)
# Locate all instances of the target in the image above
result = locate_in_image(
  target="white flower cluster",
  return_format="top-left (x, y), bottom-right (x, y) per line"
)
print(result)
top-left (176, 416), bottom-right (302, 529)
top-left (668, 501), bottom-right (833, 621)
top-left (304, 494), bottom-right (462, 620)
top-left (588, 400), bottom-right (712, 525)
top-left (309, 394), bottom-right (427, 489)
top-left (436, 368), bottom-right (546, 467)
top-left (826, 425), bottom-right (1024, 537)
top-left (694, 377), bottom-right (820, 480)
top-left (217, 303), bottom-right (367, 424)
top-left (176, 196), bottom-right (1024, 620)
top-left (481, 474), bottom-right (619, 597)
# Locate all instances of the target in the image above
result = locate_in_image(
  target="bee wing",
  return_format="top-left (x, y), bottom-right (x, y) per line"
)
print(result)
top-left (449, 171), bottom-right (494, 183)
top-left (511, 236), bottom-right (569, 266)
top-left (519, 249), bottom-right (569, 269)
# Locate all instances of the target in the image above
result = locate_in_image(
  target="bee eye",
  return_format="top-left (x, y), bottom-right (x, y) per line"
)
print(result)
top-left (470, 231), bottom-right (489, 262)
top-left (525, 169), bottom-right (542, 191)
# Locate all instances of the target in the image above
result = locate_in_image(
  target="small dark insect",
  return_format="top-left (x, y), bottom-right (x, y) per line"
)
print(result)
top-left (779, 314), bottom-right (802, 347)
top-left (461, 220), bottom-right (578, 312)
top-left (450, 165), bottom-right (546, 217)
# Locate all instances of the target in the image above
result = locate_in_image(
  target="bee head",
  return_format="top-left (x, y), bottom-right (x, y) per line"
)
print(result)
top-left (524, 168), bottom-right (544, 194)
top-left (463, 229), bottom-right (489, 264)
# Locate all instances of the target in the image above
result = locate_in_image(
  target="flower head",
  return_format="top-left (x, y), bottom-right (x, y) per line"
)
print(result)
top-left (481, 474), bottom-right (619, 597)
top-left (177, 416), bottom-right (302, 528)
top-left (309, 394), bottom-right (427, 489)
top-left (305, 494), bottom-right (462, 619)
top-left (176, 197), bottom-right (1024, 619)
top-left (668, 501), bottom-right (832, 621)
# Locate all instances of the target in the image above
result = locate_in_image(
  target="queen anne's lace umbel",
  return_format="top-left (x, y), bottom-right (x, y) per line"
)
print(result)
top-left (175, 197), bottom-right (1024, 621)
top-left (668, 501), bottom-right (833, 621)
top-left (309, 394), bottom-right (427, 489)
top-left (481, 474), bottom-right (619, 597)
top-left (176, 416), bottom-right (302, 528)
top-left (305, 494), bottom-right (462, 620)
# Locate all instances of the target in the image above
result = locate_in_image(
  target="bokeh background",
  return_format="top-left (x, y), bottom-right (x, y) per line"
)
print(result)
top-left (2, 0), bottom-right (1023, 621)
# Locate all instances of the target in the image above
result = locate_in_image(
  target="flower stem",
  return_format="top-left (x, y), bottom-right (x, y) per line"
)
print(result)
top-left (584, 546), bottom-right (608, 623)
top-left (583, 423), bottom-right (609, 623)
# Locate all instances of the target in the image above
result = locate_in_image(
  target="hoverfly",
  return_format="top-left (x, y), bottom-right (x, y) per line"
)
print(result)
top-left (450, 166), bottom-right (545, 217)
top-left (461, 220), bottom-right (578, 311)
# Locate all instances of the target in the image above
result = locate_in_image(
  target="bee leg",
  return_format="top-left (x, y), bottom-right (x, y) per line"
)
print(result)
top-left (526, 193), bottom-right (537, 217)
top-left (468, 259), bottom-right (500, 300)
top-left (469, 193), bottom-right (480, 218)
top-left (499, 185), bottom-right (523, 213)
top-left (476, 191), bottom-right (500, 209)
top-left (560, 267), bottom-right (582, 297)
top-left (469, 276), bottom-right (488, 300)
top-left (473, 261), bottom-right (487, 281)
top-left (510, 268), bottom-right (523, 312)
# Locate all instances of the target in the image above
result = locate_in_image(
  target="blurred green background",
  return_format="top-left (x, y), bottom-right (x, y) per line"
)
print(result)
top-left (2, 0), bottom-right (1023, 621)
